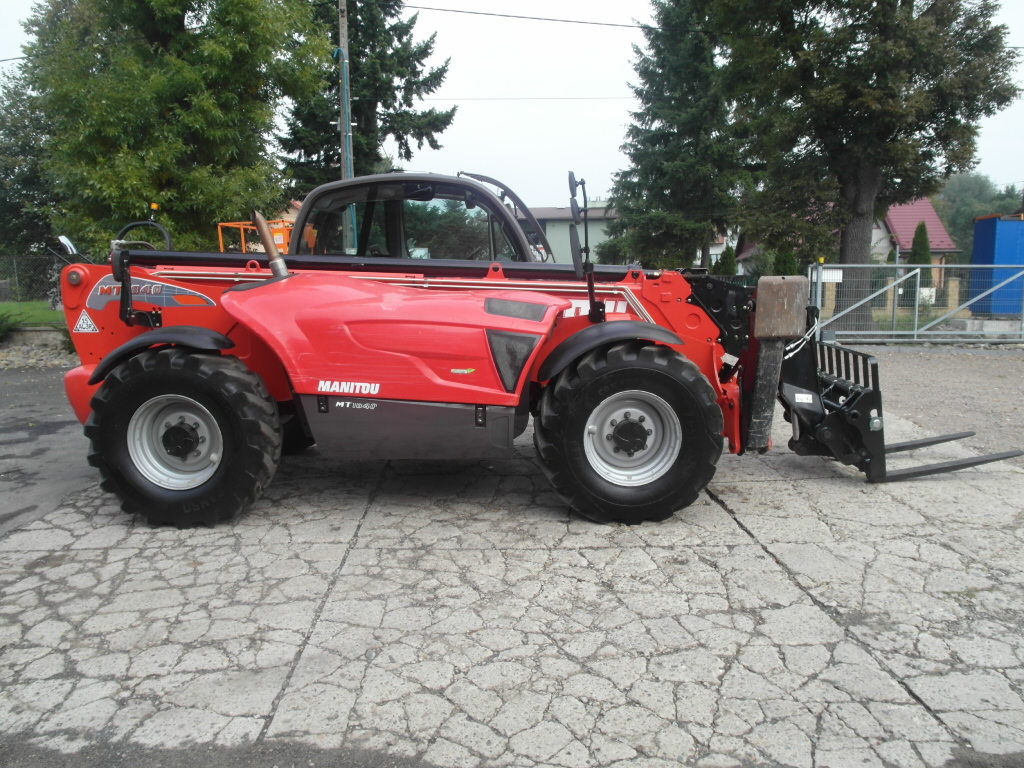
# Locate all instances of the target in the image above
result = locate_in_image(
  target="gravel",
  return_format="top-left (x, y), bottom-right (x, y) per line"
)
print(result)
top-left (0, 341), bottom-right (79, 370)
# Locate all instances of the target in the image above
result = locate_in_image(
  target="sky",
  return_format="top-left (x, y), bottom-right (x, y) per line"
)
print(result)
top-left (2, 0), bottom-right (1022, 208)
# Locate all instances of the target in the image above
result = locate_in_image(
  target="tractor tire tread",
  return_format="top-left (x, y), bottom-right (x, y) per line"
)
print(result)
top-left (533, 340), bottom-right (723, 524)
top-left (86, 348), bottom-right (280, 527)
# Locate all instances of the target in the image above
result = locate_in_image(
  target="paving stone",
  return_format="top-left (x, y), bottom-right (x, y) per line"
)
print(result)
top-left (2, 412), bottom-right (1024, 766)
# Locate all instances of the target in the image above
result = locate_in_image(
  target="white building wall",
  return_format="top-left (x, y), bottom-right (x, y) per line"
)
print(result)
top-left (543, 220), bottom-right (614, 264)
top-left (871, 221), bottom-right (894, 262)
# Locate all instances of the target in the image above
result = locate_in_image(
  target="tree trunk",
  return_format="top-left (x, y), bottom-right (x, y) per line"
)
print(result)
top-left (834, 162), bottom-right (883, 332)
top-left (700, 232), bottom-right (711, 270)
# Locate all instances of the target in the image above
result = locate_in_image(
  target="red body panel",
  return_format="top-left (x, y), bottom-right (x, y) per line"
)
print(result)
top-left (61, 259), bottom-right (746, 453)
top-left (221, 273), bottom-right (569, 405)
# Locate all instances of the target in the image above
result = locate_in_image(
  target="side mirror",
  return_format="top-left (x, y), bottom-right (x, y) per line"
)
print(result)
top-left (570, 198), bottom-right (581, 225)
top-left (568, 172), bottom-right (578, 199)
top-left (568, 225), bottom-right (584, 281)
top-left (58, 235), bottom-right (78, 257)
top-left (111, 250), bottom-right (126, 282)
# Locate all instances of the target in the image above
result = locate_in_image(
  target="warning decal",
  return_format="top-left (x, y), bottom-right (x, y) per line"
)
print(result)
top-left (74, 310), bottom-right (99, 333)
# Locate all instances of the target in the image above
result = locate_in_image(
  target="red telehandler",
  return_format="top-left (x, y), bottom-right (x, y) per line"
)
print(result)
top-left (58, 171), bottom-right (1022, 527)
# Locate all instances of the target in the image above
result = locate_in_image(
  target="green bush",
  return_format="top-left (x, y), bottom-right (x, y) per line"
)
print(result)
top-left (53, 322), bottom-right (76, 354)
top-left (773, 250), bottom-right (799, 276)
top-left (0, 310), bottom-right (22, 343)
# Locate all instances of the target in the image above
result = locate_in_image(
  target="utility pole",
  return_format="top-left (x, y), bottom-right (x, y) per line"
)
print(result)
top-left (337, 0), bottom-right (354, 180)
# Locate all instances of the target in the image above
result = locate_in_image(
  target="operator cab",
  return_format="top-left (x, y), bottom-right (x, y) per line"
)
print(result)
top-left (294, 175), bottom-right (532, 263)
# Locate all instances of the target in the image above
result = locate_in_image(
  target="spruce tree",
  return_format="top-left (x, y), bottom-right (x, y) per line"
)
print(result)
top-left (604, 0), bottom-right (741, 271)
top-left (712, 244), bottom-right (736, 276)
top-left (279, 1), bottom-right (456, 195)
top-left (910, 222), bottom-right (933, 288)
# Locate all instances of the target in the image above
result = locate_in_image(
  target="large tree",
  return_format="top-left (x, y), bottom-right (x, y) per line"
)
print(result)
top-left (702, 0), bottom-right (1019, 272)
top-left (279, 1), bottom-right (456, 195)
top-left (12, 0), bottom-right (324, 255)
top-left (603, 0), bottom-right (742, 270)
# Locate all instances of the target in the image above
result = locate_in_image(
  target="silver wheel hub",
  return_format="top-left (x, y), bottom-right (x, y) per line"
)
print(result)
top-left (127, 395), bottom-right (223, 490)
top-left (583, 390), bottom-right (682, 486)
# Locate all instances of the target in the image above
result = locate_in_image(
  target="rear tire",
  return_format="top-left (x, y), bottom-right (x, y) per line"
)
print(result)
top-left (85, 348), bottom-right (281, 526)
top-left (533, 341), bottom-right (723, 524)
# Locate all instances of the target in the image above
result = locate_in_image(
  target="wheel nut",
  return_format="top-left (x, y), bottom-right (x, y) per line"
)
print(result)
top-left (647, 429), bottom-right (652, 435)
top-left (627, 451), bottom-right (634, 457)
top-left (610, 419), bottom-right (617, 426)
top-left (192, 450), bottom-right (201, 457)
top-left (164, 422), bottom-right (171, 428)
top-left (606, 434), bottom-right (612, 440)
top-left (638, 416), bottom-right (645, 423)
top-left (613, 447), bottom-right (620, 453)
top-left (624, 412), bottom-right (631, 419)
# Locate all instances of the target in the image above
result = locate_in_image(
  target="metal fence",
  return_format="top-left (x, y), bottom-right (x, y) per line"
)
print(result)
top-left (0, 254), bottom-right (68, 325)
top-left (808, 263), bottom-right (1024, 344)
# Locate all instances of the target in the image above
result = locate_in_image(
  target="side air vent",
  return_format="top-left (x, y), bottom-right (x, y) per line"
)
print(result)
top-left (484, 298), bottom-right (548, 322)
top-left (486, 330), bottom-right (540, 392)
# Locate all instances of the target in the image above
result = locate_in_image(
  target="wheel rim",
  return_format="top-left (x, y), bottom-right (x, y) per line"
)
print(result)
top-left (583, 390), bottom-right (682, 486)
top-left (127, 395), bottom-right (224, 490)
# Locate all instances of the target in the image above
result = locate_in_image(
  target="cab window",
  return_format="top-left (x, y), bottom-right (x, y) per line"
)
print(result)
top-left (295, 181), bottom-right (525, 262)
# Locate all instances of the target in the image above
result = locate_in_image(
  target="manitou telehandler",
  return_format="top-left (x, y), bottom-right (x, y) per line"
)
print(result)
top-left (58, 171), bottom-right (1022, 526)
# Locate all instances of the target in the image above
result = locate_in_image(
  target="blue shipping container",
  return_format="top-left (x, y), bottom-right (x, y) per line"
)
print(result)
top-left (971, 216), bottom-right (1024, 315)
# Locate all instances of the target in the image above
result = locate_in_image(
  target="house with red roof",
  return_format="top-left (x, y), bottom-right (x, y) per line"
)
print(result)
top-left (870, 198), bottom-right (959, 263)
top-left (736, 197), bottom-right (958, 275)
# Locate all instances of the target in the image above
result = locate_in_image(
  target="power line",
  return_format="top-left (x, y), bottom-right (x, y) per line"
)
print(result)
top-left (403, 4), bottom-right (654, 30)
top-left (423, 96), bottom-right (633, 101)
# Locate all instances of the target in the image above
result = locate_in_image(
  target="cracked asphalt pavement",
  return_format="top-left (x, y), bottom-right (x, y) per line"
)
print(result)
top-left (1, 348), bottom-right (1023, 768)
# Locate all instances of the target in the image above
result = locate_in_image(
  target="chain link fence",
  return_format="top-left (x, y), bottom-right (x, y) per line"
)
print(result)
top-left (0, 255), bottom-right (68, 326)
top-left (809, 263), bottom-right (1024, 343)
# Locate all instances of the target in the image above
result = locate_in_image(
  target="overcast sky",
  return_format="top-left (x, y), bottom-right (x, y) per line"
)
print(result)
top-left (2, 0), bottom-right (1022, 207)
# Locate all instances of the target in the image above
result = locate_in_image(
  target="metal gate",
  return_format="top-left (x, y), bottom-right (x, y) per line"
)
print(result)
top-left (808, 263), bottom-right (1024, 343)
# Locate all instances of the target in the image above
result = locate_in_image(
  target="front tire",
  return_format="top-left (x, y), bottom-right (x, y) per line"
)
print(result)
top-left (534, 341), bottom-right (723, 524)
top-left (85, 349), bottom-right (281, 526)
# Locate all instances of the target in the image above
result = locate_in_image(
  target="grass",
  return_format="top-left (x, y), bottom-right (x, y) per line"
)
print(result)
top-left (0, 300), bottom-right (64, 325)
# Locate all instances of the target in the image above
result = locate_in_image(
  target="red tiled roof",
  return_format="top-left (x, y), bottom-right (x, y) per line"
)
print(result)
top-left (884, 198), bottom-right (957, 252)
